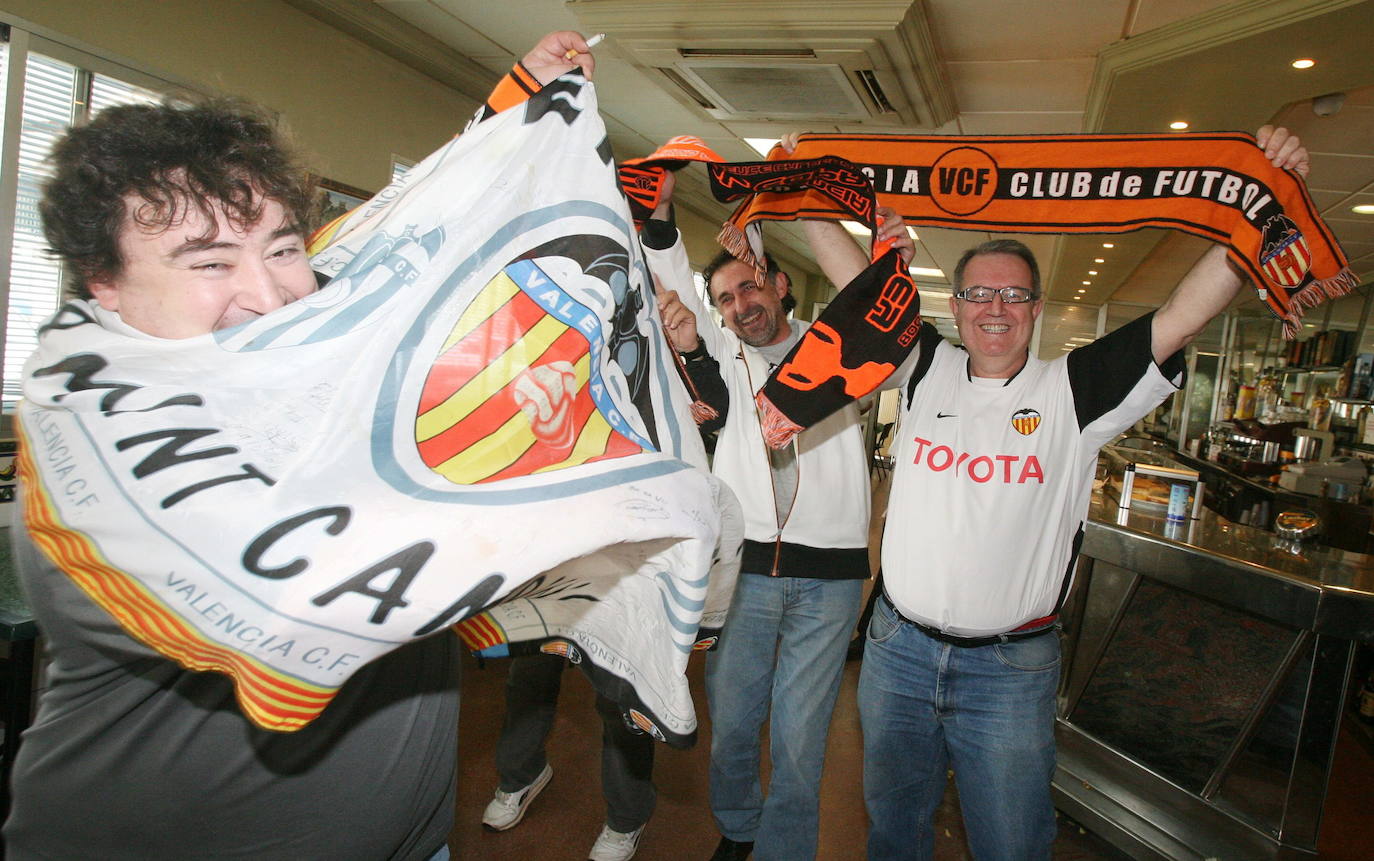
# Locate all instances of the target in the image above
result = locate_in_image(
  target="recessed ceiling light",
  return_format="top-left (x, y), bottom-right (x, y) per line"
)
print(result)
top-left (1082, 280), bottom-right (1091, 285)
top-left (1170, 121), bottom-right (1189, 131)
top-left (1077, 289), bottom-right (1086, 293)
top-left (1094, 258), bottom-right (1105, 263)
top-left (1354, 204), bottom-right (1374, 215)
top-left (1088, 270), bottom-right (1098, 275)
top-left (1291, 58), bottom-right (1315, 70)
top-left (1102, 243), bottom-right (1114, 248)
top-left (910, 266), bottom-right (944, 278)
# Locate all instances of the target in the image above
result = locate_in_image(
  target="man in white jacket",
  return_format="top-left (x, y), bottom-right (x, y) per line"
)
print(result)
top-left (647, 171), bottom-right (909, 861)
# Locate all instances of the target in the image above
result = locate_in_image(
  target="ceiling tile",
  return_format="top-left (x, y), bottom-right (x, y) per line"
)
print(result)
top-left (1304, 154), bottom-right (1374, 194)
top-left (947, 59), bottom-right (1094, 112)
top-left (1311, 190), bottom-right (1353, 213)
top-left (1270, 87), bottom-right (1374, 156)
top-left (1324, 217), bottom-right (1374, 244)
top-left (376, 0), bottom-right (512, 71)
top-left (928, 0), bottom-right (1127, 61)
top-left (957, 113), bottom-right (1085, 135)
top-left (1129, 0), bottom-right (1242, 35)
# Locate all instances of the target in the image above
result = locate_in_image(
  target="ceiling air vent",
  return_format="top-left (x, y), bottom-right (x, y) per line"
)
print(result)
top-left (657, 67), bottom-right (717, 110)
top-left (672, 62), bottom-right (869, 120)
top-left (855, 69), bottom-right (895, 114)
top-left (678, 47), bottom-right (817, 60)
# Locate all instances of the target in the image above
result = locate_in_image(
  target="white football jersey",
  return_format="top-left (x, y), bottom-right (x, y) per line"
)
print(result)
top-left (882, 313), bottom-right (1182, 636)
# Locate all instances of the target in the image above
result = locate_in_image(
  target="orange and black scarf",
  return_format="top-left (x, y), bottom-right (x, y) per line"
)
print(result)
top-left (714, 132), bottom-right (1353, 336)
top-left (621, 132), bottom-right (1353, 445)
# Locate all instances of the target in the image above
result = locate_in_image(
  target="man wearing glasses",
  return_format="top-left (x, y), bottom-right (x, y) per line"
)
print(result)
top-left (800, 124), bottom-right (1308, 860)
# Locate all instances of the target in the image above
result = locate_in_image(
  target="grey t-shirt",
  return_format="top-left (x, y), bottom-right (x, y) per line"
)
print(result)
top-left (754, 320), bottom-right (804, 527)
top-left (4, 524), bottom-right (460, 861)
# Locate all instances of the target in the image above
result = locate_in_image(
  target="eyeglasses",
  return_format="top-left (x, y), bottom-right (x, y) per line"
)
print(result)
top-left (953, 286), bottom-right (1039, 304)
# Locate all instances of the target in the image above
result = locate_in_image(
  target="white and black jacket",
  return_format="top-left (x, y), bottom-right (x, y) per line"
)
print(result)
top-left (642, 223), bottom-right (870, 581)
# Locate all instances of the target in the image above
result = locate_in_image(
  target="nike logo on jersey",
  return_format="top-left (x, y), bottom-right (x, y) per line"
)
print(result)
top-left (936, 412), bottom-right (957, 418)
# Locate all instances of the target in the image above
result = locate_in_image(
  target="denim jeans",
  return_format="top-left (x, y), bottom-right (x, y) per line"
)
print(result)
top-left (858, 595), bottom-right (1059, 861)
top-left (706, 573), bottom-right (864, 861)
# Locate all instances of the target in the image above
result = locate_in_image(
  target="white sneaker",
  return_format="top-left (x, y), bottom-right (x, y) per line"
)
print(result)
top-left (587, 823), bottom-right (645, 861)
top-left (480, 764), bottom-right (553, 831)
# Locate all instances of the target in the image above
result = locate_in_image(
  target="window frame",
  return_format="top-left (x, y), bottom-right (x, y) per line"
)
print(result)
top-left (0, 18), bottom-right (199, 435)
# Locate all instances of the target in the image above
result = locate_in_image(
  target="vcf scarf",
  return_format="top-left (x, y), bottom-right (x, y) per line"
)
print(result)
top-left (699, 133), bottom-right (1353, 446)
top-left (17, 73), bottom-right (740, 746)
top-left (719, 132), bottom-right (1354, 338)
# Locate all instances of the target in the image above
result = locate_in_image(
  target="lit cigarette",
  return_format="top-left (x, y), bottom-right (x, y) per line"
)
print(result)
top-left (565, 33), bottom-right (605, 59)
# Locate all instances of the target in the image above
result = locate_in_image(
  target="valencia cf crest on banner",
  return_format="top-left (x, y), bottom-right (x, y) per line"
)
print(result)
top-left (415, 259), bottom-right (650, 484)
top-left (1011, 408), bottom-right (1041, 436)
top-left (1259, 214), bottom-right (1312, 289)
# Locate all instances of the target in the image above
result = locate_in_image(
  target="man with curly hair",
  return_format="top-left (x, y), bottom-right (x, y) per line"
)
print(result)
top-left (6, 31), bottom-right (596, 861)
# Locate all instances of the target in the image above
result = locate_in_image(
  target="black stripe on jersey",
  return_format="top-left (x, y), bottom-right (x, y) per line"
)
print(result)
top-left (903, 321), bottom-right (945, 403)
top-left (1065, 310), bottom-right (1184, 432)
top-left (1055, 525), bottom-right (1085, 613)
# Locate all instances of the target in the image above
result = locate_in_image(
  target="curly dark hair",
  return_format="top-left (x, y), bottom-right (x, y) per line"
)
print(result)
top-left (701, 248), bottom-right (797, 314)
top-left (40, 98), bottom-right (317, 299)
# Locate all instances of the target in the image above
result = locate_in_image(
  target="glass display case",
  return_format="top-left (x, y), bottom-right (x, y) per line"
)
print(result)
top-left (1054, 473), bottom-right (1374, 861)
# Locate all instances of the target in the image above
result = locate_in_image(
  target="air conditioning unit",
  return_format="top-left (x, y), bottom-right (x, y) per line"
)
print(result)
top-left (660, 54), bottom-right (886, 122)
top-left (567, 0), bottom-right (954, 128)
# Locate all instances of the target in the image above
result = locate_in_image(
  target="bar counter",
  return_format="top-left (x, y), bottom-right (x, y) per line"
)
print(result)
top-left (1053, 468), bottom-right (1374, 860)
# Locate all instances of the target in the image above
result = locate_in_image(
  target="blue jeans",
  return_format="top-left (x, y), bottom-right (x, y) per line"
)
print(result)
top-left (706, 573), bottom-right (863, 861)
top-left (858, 596), bottom-right (1059, 861)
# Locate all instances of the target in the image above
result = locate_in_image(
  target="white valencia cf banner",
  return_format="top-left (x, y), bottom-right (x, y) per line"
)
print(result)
top-left (18, 73), bottom-right (740, 746)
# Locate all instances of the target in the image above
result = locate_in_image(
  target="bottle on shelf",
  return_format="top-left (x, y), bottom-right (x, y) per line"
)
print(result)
top-left (1337, 356), bottom-right (1354, 398)
top-left (1235, 384), bottom-right (1256, 420)
top-left (1310, 386), bottom-right (1332, 432)
top-left (1257, 371), bottom-right (1280, 417)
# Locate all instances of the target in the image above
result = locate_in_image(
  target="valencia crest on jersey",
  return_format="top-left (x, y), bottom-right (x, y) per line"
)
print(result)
top-left (1011, 407), bottom-right (1042, 436)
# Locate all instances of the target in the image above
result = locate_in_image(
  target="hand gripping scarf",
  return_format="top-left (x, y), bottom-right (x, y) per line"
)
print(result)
top-left (18, 73), bottom-right (741, 745)
top-left (618, 135), bottom-right (728, 226)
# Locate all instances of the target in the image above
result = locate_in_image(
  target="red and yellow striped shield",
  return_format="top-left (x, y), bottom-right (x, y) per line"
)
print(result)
top-left (415, 260), bottom-right (647, 484)
top-left (454, 612), bottom-right (509, 652)
top-left (1261, 225), bottom-right (1312, 289)
top-left (1011, 408), bottom-right (1042, 436)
